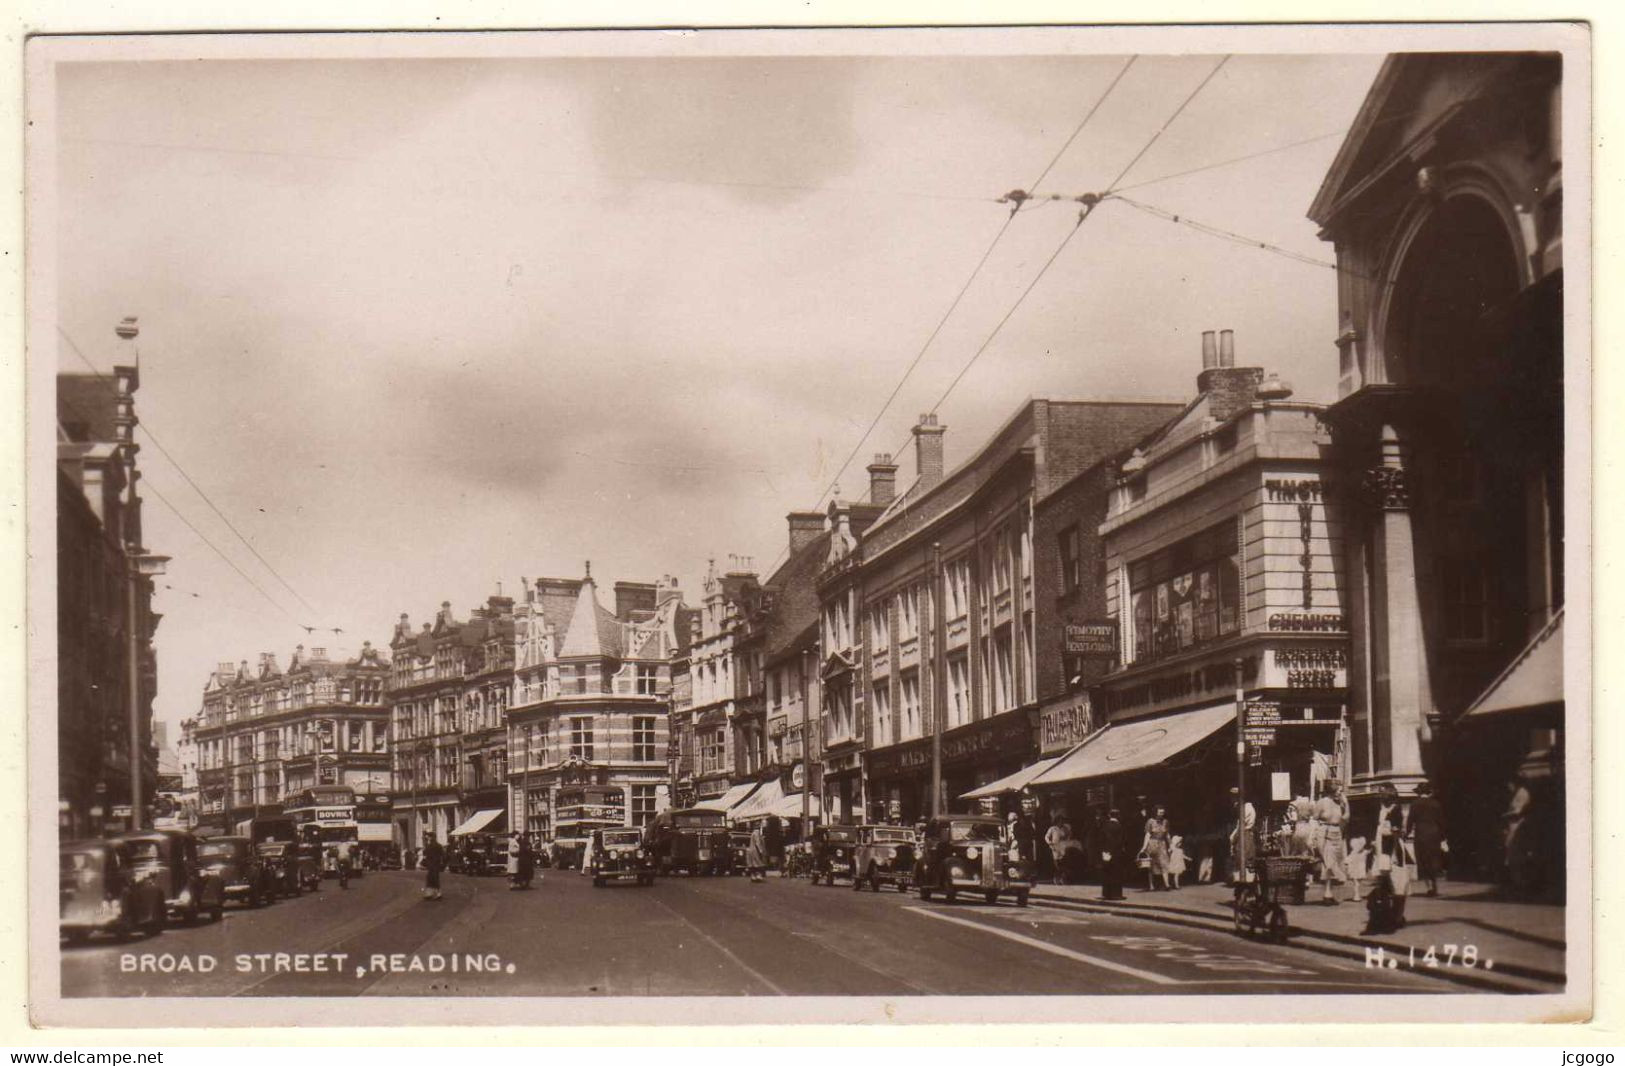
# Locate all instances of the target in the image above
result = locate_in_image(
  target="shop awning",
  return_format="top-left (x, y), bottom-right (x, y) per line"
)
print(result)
top-left (448, 808), bottom-right (506, 837)
top-left (358, 823), bottom-right (394, 843)
top-left (960, 753), bottom-right (1069, 800)
top-left (726, 778), bottom-right (787, 821)
top-left (693, 781), bottom-right (760, 813)
top-left (1463, 609), bottom-right (1564, 720)
top-left (1031, 701), bottom-right (1235, 786)
top-left (739, 788), bottom-right (821, 823)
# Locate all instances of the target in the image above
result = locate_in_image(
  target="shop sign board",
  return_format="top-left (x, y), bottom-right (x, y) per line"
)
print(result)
top-left (1038, 692), bottom-right (1096, 754)
top-left (1064, 621), bottom-right (1118, 658)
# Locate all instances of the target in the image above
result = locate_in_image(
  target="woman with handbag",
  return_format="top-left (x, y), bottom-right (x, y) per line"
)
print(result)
top-left (1141, 805), bottom-right (1172, 891)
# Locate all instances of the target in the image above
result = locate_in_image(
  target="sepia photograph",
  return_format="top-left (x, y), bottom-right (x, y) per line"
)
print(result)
top-left (23, 22), bottom-right (1589, 1027)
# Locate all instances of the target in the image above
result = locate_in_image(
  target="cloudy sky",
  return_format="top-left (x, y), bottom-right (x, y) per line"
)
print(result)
top-left (47, 38), bottom-right (1385, 734)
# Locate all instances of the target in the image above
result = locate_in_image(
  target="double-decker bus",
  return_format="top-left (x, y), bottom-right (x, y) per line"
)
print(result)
top-left (354, 791), bottom-right (395, 866)
top-left (553, 785), bottom-right (626, 841)
top-left (283, 785), bottom-right (359, 846)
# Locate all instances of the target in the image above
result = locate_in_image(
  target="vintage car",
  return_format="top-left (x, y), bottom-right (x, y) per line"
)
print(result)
top-left (255, 841), bottom-right (301, 899)
top-left (644, 807), bottom-right (729, 876)
top-left (725, 830), bottom-right (754, 875)
top-left (809, 824), bottom-right (861, 886)
top-left (853, 824), bottom-right (919, 892)
top-left (589, 827), bottom-right (656, 887)
top-left (468, 835), bottom-right (509, 877)
top-left (199, 835), bottom-right (272, 907)
top-left (117, 829), bottom-right (226, 924)
top-left (913, 815), bottom-right (1032, 906)
top-left (294, 841), bottom-right (325, 892)
top-left (60, 839), bottom-right (167, 943)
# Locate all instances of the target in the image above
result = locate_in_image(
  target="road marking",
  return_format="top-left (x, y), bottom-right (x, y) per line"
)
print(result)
top-left (650, 896), bottom-right (787, 996)
top-left (791, 932), bottom-right (936, 994)
top-left (903, 907), bottom-right (1180, 985)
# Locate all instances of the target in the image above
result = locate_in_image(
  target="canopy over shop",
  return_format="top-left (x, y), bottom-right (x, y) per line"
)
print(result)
top-left (692, 781), bottom-right (760, 814)
top-left (449, 808), bottom-right (507, 837)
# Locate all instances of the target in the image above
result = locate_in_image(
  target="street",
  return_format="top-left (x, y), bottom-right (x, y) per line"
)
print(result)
top-left (62, 870), bottom-right (1453, 997)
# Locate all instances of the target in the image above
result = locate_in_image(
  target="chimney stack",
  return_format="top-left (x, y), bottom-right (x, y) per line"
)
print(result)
top-left (613, 580), bottom-right (658, 621)
top-left (1196, 329), bottom-right (1264, 422)
top-left (913, 413), bottom-right (946, 490)
top-left (866, 453), bottom-right (899, 506)
top-left (787, 511), bottom-right (825, 557)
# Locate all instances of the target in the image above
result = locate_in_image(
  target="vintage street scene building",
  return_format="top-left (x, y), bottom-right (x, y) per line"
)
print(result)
top-left (505, 572), bottom-right (684, 845)
top-left (47, 42), bottom-right (1578, 1009)
top-left (387, 595), bottom-right (515, 848)
top-left (193, 644), bottom-right (392, 831)
top-left (56, 366), bottom-right (165, 838)
top-left (1309, 53), bottom-right (1565, 890)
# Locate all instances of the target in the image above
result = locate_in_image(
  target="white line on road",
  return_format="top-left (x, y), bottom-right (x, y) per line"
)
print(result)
top-left (650, 896), bottom-right (787, 996)
top-left (904, 907), bottom-right (1181, 985)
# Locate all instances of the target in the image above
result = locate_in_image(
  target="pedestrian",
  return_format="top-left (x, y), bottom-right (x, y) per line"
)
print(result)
top-left (1099, 808), bottom-right (1127, 901)
top-left (1044, 818), bottom-right (1072, 885)
top-left (1227, 787), bottom-right (1257, 885)
top-left (507, 832), bottom-right (521, 886)
top-left (1373, 782), bottom-right (1408, 921)
top-left (422, 836), bottom-right (445, 901)
top-left (516, 833), bottom-right (537, 889)
top-left (764, 814), bottom-right (784, 876)
top-left (1408, 781), bottom-right (1447, 896)
top-left (746, 823), bottom-right (768, 883)
top-left (1314, 782), bottom-right (1355, 903)
top-left (1141, 804), bottom-right (1173, 891)
top-left (1167, 834), bottom-right (1188, 889)
top-left (1289, 793), bottom-right (1318, 858)
top-left (335, 840), bottom-right (353, 890)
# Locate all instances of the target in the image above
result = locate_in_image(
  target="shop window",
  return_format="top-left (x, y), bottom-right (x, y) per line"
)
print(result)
top-left (1127, 520), bottom-right (1242, 664)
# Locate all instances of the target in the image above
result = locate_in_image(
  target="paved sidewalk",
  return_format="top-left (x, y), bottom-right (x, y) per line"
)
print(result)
top-left (1029, 877), bottom-right (1566, 993)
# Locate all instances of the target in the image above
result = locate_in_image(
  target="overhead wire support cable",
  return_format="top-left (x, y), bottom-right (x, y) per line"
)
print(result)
top-left (797, 54), bottom-right (1141, 520)
top-left (924, 54), bottom-right (1233, 420)
top-left (56, 324), bottom-right (323, 617)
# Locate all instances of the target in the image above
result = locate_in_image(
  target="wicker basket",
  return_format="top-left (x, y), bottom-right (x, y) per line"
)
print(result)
top-left (1255, 856), bottom-right (1314, 905)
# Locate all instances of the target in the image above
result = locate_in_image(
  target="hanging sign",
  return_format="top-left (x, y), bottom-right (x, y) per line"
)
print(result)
top-left (1065, 621), bottom-right (1118, 658)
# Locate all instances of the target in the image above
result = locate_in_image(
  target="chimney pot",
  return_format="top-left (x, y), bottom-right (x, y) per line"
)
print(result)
top-left (1201, 330), bottom-right (1218, 370)
top-left (1219, 329), bottom-right (1236, 367)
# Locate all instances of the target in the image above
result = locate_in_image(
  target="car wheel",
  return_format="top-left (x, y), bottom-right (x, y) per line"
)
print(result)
top-left (143, 917), bottom-right (164, 937)
top-left (918, 884), bottom-right (933, 901)
top-left (943, 886), bottom-right (958, 905)
top-left (869, 872), bottom-right (881, 893)
top-left (984, 890), bottom-right (1000, 906)
top-left (1016, 890), bottom-right (1030, 908)
top-left (185, 902), bottom-right (201, 927)
top-left (211, 901), bottom-right (224, 923)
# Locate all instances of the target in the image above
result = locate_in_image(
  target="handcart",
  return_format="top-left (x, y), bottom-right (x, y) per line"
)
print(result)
top-left (1232, 855), bottom-right (1314, 942)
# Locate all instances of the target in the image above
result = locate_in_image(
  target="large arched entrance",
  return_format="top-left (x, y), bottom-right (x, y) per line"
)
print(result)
top-left (1383, 192), bottom-right (1564, 884)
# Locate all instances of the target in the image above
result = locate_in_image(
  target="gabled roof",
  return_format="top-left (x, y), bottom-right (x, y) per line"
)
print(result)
top-left (557, 578), bottom-right (623, 660)
top-left (763, 530), bottom-right (831, 663)
top-left (57, 374), bottom-right (121, 443)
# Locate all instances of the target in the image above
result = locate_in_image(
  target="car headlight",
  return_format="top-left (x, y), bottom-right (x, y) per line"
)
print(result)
top-left (948, 864), bottom-right (969, 880)
top-left (1007, 866), bottom-right (1021, 878)
top-left (966, 845), bottom-right (981, 861)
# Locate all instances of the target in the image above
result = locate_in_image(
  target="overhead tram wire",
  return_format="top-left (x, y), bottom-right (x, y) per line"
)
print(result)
top-left (748, 57), bottom-right (1141, 581)
top-left (56, 324), bottom-right (323, 617)
top-left (919, 54), bottom-right (1234, 423)
top-left (1108, 194), bottom-right (1358, 279)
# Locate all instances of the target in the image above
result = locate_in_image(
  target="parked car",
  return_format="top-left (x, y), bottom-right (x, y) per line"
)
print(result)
top-left (589, 827), bottom-right (656, 887)
top-left (60, 839), bottom-right (166, 943)
top-left (725, 830), bottom-right (753, 876)
top-left (255, 841), bottom-right (301, 899)
top-left (853, 824), bottom-right (919, 892)
top-left (116, 829), bottom-right (226, 924)
top-left (809, 825), bottom-right (860, 886)
top-left (550, 837), bottom-right (588, 872)
top-left (913, 815), bottom-right (1032, 906)
top-left (199, 835), bottom-right (271, 908)
top-left (645, 808), bottom-right (729, 876)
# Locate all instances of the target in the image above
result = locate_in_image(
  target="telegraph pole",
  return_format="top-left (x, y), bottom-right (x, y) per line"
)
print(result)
top-left (1234, 657), bottom-right (1248, 879)
top-left (800, 648), bottom-right (811, 840)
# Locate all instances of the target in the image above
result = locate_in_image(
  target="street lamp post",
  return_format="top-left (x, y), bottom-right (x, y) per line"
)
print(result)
top-left (799, 648), bottom-right (811, 841)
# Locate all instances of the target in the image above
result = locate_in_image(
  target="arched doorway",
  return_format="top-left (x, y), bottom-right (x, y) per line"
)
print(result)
top-left (1383, 192), bottom-right (1564, 883)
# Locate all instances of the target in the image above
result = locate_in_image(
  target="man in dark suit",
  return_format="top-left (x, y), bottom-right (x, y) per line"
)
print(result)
top-left (1100, 808), bottom-right (1126, 901)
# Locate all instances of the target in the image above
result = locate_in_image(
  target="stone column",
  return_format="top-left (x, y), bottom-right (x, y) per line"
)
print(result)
top-left (1361, 424), bottom-right (1429, 789)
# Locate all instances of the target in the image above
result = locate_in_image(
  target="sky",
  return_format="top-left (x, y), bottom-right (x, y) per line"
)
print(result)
top-left (48, 44), bottom-right (1387, 737)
